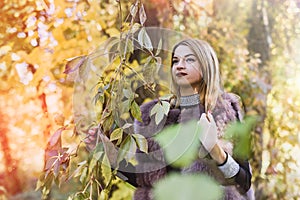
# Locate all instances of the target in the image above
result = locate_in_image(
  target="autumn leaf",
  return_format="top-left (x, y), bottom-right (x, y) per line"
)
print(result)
top-left (48, 126), bottom-right (66, 148)
top-left (64, 55), bottom-right (87, 74)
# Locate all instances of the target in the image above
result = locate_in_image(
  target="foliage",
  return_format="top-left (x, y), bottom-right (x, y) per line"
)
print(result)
top-left (1, 0), bottom-right (300, 199)
top-left (36, 0), bottom-right (163, 199)
top-left (154, 120), bottom-right (201, 168)
top-left (153, 173), bottom-right (223, 200)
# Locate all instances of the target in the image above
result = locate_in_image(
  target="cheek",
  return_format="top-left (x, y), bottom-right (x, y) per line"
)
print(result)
top-left (171, 67), bottom-right (176, 78)
top-left (190, 65), bottom-right (202, 78)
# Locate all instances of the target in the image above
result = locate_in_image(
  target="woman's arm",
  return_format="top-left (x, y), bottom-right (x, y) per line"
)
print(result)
top-left (200, 110), bottom-right (252, 194)
top-left (210, 143), bottom-right (252, 193)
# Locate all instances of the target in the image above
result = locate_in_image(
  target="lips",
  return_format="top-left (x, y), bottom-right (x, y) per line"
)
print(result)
top-left (176, 72), bottom-right (188, 77)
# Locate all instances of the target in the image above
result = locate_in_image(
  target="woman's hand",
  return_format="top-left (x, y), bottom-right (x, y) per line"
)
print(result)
top-left (198, 112), bottom-right (226, 164)
top-left (209, 143), bottom-right (227, 165)
top-left (84, 126), bottom-right (99, 151)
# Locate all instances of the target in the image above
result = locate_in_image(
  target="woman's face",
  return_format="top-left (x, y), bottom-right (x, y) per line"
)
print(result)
top-left (172, 45), bottom-right (202, 93)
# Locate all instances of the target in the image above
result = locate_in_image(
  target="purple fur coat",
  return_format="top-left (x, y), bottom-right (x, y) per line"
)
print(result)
top-left (133, 93), bottom-right (250, 200)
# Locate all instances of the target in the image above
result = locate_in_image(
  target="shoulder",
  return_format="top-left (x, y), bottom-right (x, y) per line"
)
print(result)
top-left (221, 92), bottom-right (244, 121)
top-left (138, 99), bottom-right (159, 124)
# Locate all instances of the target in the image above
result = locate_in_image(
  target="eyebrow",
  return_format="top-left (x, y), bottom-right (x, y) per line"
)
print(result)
top-left (173, 54), bottom-right (195, 59)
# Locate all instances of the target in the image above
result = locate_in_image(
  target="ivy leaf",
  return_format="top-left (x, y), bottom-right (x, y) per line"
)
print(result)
top-left (139, 4), bottom-right (147, 26)
top-left (153, 173), bottom-right (223, 200)
top-left (154, 120), bottom-right (201, 168)
top-left (132, 133), bottom-right (148, 153)
top-left (130, 100), bottom-right (142, 122)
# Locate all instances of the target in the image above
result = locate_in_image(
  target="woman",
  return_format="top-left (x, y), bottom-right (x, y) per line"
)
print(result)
top-left (133, 39), bottom-right (253, 200)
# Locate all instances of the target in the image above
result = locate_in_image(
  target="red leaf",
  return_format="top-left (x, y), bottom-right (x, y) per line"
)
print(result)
top-left (63, 55), bottom-right (86, 74)
top-left (49, 127), bottom-right (66, 147)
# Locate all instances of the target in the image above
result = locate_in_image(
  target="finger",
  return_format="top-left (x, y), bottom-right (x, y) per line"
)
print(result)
top-left (88, 128), bottom-right (97, 135)
top-left (207, 112), bottom-right (217, 126)
top-left (84, 138), bottom-right (91, 143)
top-left (198, 113), bottom-right (210, 145)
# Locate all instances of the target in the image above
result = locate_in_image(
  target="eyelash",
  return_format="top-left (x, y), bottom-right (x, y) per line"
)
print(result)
top-left (172, 58), bottom-right (196, 65)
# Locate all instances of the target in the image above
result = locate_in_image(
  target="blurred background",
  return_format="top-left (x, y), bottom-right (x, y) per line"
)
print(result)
top-left (0, 0), bottom-right (299, 199)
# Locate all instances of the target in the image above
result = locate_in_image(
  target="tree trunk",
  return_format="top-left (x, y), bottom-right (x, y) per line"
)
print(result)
top-left (247, 0), bottom-right (272, 199)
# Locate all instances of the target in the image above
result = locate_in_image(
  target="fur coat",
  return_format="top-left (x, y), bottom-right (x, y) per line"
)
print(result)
top-left (133, 93), bottom-right (250, 200)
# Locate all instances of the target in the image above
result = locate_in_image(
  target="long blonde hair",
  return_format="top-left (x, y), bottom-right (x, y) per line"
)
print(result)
top-left (171, 39), bottom-right (223, 111)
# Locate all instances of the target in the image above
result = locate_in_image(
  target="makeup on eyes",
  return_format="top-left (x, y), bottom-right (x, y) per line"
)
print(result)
top-left (172, 54), bottom-right (197, 65)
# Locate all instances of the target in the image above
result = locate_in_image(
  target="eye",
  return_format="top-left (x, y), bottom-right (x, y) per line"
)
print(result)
top-left (172, 59), bottom-right (179, 65)
top-left (186, 57), bottom-right (196, 63)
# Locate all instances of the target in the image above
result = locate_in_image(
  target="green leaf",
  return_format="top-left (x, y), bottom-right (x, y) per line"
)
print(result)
top-left (100, 154), bottom-right (112, 187)
top-left (150, 102), bottom-right (169, 125)
top-left (139, 4), bottom-right (147, 26)
top-left (143, 56), bottom-right (155, 83)
top-left (123, 88), bottom-right (132, 99)
top-left (110, 128), bottom-right (123, 142)
top-left (153, 173), bottom-right (223, 200)
top-left (132, 134), bottom-right (148, 153)
top-left (130, 100), bottom-right (142, 122)
top-left (143, 30), bottom-right (153, 51)
top-left (137, 27), bottom-right (153, 51)
top-left (43, 172), bottom-right (54, 191)
top-left (101, 111), bottom-right (114, 132)
top-left (79, 167), bottom-right (88, 184)
top-left (88, 157), bottom-right (97, 175)
top-left (154, 120), bottom-right (201, 168)
top-left (161, 101), bottom-right (170, 115)
top-left (117, 135), bottom-right (137, 163)
top-left (155, 56), bottom-right (162, 74)
top-left (93, 151), bottom-right (104, 161)
top-left (35, 172), bottom-right (45, 191)
top-left (225, 116), bottom-right (257, 159)
top-left (155, 108), bottom-right (165, 125)
top-left (155, 38), bottom-right (162, 56)
top-left (72, 161), bottom-right (87, 179)
top-left (130, 2), bottom-right (138, 17)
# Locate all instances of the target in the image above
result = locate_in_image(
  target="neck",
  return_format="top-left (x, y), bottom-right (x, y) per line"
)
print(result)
top-left (179, 86), bottom-right (199, 96)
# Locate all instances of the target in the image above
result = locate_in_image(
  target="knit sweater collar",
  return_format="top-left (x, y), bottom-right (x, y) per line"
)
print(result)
top-left (179, 93), bottom-right (201, 107)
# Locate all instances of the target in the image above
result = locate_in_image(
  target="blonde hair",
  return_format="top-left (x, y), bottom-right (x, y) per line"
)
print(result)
top-left (171, 39), bottom-right (223, 111)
